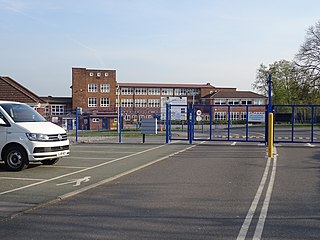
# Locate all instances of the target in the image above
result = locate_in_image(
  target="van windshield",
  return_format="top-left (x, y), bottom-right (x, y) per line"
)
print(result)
top-left (0, 103), bottom-right (47, 123)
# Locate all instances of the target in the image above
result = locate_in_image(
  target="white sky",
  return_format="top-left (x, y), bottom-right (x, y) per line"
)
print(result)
top-left (0, 0), bottom-right (319, 96)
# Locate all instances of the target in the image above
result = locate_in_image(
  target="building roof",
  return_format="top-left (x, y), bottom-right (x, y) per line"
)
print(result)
top-left (118, 82), bottom-right (215, 88)
top-left (0, 76), bottom-right (46, 104)
top-left (202, 90), bottom-right (266, 99)
top-left (41, 96), bottom-right (72, 104)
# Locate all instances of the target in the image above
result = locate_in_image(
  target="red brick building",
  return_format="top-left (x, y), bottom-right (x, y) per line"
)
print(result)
top-left (71, 67), bottom-right (267, 130)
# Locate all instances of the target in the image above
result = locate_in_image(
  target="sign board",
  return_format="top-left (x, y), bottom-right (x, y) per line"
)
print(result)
top-left (160, 97), bottom-right (187, 121)
top-left (141, 118), bottom-right (158, 134)
top-left (248, 112), bottom-right (265, 123)
top-left (196, 116), bottom-right (202, 121)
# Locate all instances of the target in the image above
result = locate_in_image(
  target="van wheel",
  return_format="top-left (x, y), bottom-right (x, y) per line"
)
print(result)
top-left (41, 158), bottom-right (59, 165)
top-left (4, 146), bottom-right (29, 171)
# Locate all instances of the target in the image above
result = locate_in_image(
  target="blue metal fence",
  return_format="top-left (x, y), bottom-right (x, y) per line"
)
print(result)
top-left (166, 104), bottom-right (320, 144)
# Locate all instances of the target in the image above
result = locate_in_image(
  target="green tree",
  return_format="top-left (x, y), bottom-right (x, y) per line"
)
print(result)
top-left (252, 60), bottom-right (302, 104)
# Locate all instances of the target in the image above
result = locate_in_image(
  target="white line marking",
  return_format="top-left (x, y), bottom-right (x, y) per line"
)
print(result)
top-left (253, 147), bottom-right (277, 239)
top-left (231, 142), bottom-right (237, 146)
top-left (0, 143), bottom-right (187, 196)
top-left (0, 144), bottom-right (168, 195)
top-left (236, 155), bottom-right (272, 240)
top-left (58, 143), bottom-right (203, 200)
top-left (64, 156), bottom-right (115, 160)
top-left (56, 176), bottom-right (91, 186)
top-left (73, 151), bottom-right (136, 154)
top-left (306, 143), bottom-right (315, 147)
top-left (40, 165), bottom-right (87, 169)
top-left (0, 177), bottom-right (46, 181)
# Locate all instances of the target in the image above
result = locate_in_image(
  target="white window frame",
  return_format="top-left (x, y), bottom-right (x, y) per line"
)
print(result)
top-left (148, 88), bottom-right (161, 95)
top-left (214, 112), bottom-right (226, 120)
top-left (121, 99), bottom-right (134, 107)
top-left (88, 83), bottom-right (98, 92)
top-left (148, 99), bottom-right (160, 108)
top-left (88, 98), bottom-right (97, 107)
top-left (135, 88), bottom-right (147, 95)
top-left (100, 84), bottom-right (110, 93)
top-left (134, 99), bottom-right (147, 108)
top-left (121, 88), bottom-right (134, 95)
top-left (100, 98), bottom-right (110, 107)
top-left (51, 105), bottom-right (64, 115)
top-left (161, 88), bottom-right (173, 95)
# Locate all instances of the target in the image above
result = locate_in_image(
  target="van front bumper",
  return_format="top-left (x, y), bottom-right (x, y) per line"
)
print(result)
top-left (27, 140), bottom-right (70, 161)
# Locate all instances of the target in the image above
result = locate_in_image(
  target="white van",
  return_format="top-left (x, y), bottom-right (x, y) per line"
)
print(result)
top-left (0, 101), bottom-right (70, 171)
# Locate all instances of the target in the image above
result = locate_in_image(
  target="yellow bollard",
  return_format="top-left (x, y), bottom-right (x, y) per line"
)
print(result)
top-left (268, 113), bottom-right (274, 158)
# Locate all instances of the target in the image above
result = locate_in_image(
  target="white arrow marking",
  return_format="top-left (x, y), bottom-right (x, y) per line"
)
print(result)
top-left (56, 176), bottom-right (91, 186)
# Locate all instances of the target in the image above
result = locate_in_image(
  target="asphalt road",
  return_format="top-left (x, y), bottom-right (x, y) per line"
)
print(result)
top-left (0, 141), bottom-right (319, 239)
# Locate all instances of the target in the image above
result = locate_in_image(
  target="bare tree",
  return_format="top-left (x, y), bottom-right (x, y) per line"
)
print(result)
top-left (295, 20), bottom-right (320, 86)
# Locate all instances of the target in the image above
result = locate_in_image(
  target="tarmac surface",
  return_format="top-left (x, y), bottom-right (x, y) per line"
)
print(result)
top-left (0, 139), bottom-right (319, 239)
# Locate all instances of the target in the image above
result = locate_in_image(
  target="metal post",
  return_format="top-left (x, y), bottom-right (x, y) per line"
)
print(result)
top-left (246, 105), bottom-right (249, 142)
top-left (227, 105), bottom-right (231, 140)
top-left (209, 105), bottom-right (213, 140)
top-left (268, 113), bottom-right (274, 157)
top-left (266, 74), bottom-right (273, 144)
top-left (76, 106), bottom-right (78, 143)
top-left (166, 103), bottom-right (170, 144)
top-left (119, 106), bottom-right (122, 143)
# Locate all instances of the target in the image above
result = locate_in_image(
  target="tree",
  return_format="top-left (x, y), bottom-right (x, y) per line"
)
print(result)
top-left (252, 60), bottom-right (302, 104)
top-left (295, 20), bottom-right (320, 87)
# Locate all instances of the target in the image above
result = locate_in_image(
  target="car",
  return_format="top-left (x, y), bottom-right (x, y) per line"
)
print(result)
top-left (0, 101), bottom-right (70, 171)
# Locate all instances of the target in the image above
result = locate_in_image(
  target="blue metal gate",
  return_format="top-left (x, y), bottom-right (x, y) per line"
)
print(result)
top-left (166, 104), bottom-right (320, 144)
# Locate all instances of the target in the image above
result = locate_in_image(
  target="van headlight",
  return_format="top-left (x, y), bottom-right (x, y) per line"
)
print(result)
top-left (26, 133), bottom-right (50, 141)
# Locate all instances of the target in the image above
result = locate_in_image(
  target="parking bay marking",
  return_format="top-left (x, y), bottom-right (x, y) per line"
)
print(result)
top-left (0, 144), bottom-right (171, 196)
top-left (56, 176), bottom-right (91, 187)
top-left (0, 177), bottom-right (46, 181)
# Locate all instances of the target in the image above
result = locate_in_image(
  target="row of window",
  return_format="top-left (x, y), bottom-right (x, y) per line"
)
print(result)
top-left (215, 98), bottom-right (264, 105)
top-left (88, 84), bottom-right (110, 93)
top-left (89, 72), bottom-right (109, 77)
top-left (120, 99), bottom-right (160, 108)
top-left (120, 87), bottom-right (200, 96)
top-left (88, 98), bottom-right (110, 107)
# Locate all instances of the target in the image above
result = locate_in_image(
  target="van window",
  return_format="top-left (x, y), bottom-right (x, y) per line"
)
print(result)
top-left (0, 103), bottom-right (46, 123)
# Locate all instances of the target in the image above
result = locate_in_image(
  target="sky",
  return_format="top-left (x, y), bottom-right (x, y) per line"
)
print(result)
top-left (0, 0), bottom-right (319, 97)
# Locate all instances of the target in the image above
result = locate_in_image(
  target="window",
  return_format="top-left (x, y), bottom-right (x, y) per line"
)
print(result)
top-left (241, 112), bottom-right (247, 120)
top-left (100, 98), bottom-right (110, 107)
top-left (121, 99), bottom-right (134, 107)
top-left (161, 88), bottom-right (173, 95)
top-left (97, 72), bottom-right (101, 77)
top-left (174, 88), bottom-right (187, 96)
top-left (134, 99), bottom-right (147, 108)
top-left (241, 99), bottom-right (252, 105)
top-left (230, 112), bottom-right (239, 120)
top-left (104, 73), bottom-right (109, 77)
top-left (124, 115), bottom-right (131, 121)
top-left (228, 99), bottom-right (240, 105)
top-left (51, 105), bottom-right (64, 115)
top-left (187, 88), bottom-right (200, 96)
top-left (148, 88), bottom-right (160, 95)
top-left (89, 72), bottom-right (94, 76)
top-left (88, 98), bottom-right (97, 107)
top-left (148, 99), bottom-right (160, 108)
top-left (92, 118), bottom-right (100, 122)
top-left (88, 84), bottom-right (98, 92)
top-left (254, 99), bottom-right (264, 105)
top-left (135, 88), bottom-right (147, 95)
top-left (100, 84), bottom-right (110, 93)
top-left (215, 99), bottom-right (226, 105)
top-left (121, 88), bottom-right (133, 95)
top-left (214, 112), bottom-right (226, 120)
